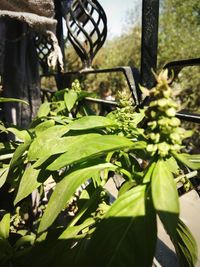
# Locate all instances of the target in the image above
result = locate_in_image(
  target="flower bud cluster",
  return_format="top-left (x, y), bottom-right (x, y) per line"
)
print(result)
top-left (107, 91), bottom-right (144, 137)
top-left (145, 70), bottom-right (192, 157)
top-left (71, 79), bottom-right (82, 93)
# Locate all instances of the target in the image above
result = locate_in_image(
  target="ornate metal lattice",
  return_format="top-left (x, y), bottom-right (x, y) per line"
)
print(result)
top-left (34, 35), bottom-right (53, 75)
top-left (66, 0), bottom-right (107, 68)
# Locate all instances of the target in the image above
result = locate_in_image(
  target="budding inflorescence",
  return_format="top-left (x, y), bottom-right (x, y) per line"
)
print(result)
top-left (144, 70), bottom-right (192, 157)
top-left (71, 79), bottom-right (82, 93)
top-left (107, 91), bottom-right (144, 137)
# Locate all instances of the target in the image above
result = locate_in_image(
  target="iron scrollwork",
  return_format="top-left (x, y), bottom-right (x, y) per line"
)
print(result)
top-left (66, 0), bottom-right (107, 69)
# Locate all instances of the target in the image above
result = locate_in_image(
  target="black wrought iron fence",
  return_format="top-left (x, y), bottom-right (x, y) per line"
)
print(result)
top-left (40, 0), bottom-right (200, 124)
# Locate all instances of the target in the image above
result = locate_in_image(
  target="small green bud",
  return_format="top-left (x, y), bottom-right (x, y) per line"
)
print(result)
top-left (149, 133), bottom-right (160, 143)
top-left (150, 110), bottom-right (156, 118)
top-left (170, 132), bottom-right (182, 144)
top-left (158, 142), bottom-right (170, 157)
top-left (175, 127), bottom-right (185, 135)
top-left (158, 98), bottom-right (168, 108)
top-left (184, 182), bottom-right (191, 192)
top-left (158, 117), bottom-right (169, 126)
top-left (168, 99), bottom-right (179, 108)
top-left (170, 144), bottom-right (181, 152)
top-left (146, 144), bottom-right (158, 153)
top-left (150, 100), bottom-right (158, 107)
top-left (166, 107), bottom-right (176, 117)
top-left (169, 117), bottom-right (181, 127)
top-left (147, 121), bottom-right (157, 130)
top-left (163, 87), bottom-right (171, 98)
top-left (157, 69), bottom-right (169, 83)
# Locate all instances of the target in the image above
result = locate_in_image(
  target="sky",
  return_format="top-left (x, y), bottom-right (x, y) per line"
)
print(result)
top-left (99, 0), bottom-right (141, 38)
top-left (63, 0), bottom-right (141, 39)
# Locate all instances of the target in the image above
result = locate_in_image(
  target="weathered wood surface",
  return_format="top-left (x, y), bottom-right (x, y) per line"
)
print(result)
top-left (1, 20), bottom-right (41, 128)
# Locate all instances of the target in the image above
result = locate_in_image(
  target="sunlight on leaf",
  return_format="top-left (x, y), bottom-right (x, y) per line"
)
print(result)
top-left (172, 218), bottom-right (198, 267)
top-left (0, 214), bottom-right (10, 240)
top-left (173, 152), bottom-right (200, 170)
top-left (84, 185), bottom-right (157, 267)
top-left (38, 163), bottom-right (116, 233)
top-left (152, 159), bottom-right (179, 235)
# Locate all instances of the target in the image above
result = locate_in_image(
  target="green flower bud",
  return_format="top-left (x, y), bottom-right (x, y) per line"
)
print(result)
top-left (169, 117), bottom-right (181, 127)
top-left (149, 133), bottom-right (160, 143)
top-left (150, 110), bottom-right (156, 118)
top-left (167, 99), bottom-right (179, 108)
top-left (184, 182), bottom-right (191, 192)
top-left (175, 127), bottom-right (185, 135)
top-left (170, 144), bottom-right (181, 152)
top-left (158, 98), bottom-right (168, 107)
top-left (166, 107), bottom-right (176, 117)
top-left (150, 100), bottom-right (158, 107)
top-left (158, 142), bottom-right (170, 157)
top-left (147, 121), bottom-right (157, 130)
top-left (158, 117), bottom-right (169, 126)
top-left (163, 87), bottom-right (171, 98)
top-left (170, 132), bottom-right (182, 144)
top-left (147, 144), bottom-right (158, 153)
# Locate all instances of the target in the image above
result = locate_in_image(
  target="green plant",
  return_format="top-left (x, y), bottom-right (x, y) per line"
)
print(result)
top-left (0, 76), bottom-right (199, 267)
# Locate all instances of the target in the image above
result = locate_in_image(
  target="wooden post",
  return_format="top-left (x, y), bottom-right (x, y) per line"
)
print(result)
top-left (1, 20), bottom-right (41, 129)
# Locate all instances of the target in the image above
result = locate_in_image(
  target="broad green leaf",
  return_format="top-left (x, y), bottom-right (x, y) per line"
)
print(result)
top-left (0, 239), bottom-right (13, 262)
top-left (9, 140), bottom-right (31, 170)
top-left (37, 124), bottom-right (69, 139)
top-left (172, 218), bottom-right (197, 267)
top-left (0, 123), bottom-right (7, 133)
top-left (47, 135), bottom-right (137, 171)
top-left (84, 185), bottom-right (157, 267)
top-left (28, 125), bottom-right (70, 160)
top-left (0, 167), bottom-right (9, 188)
top-left (28, 133), bottom-right (100, 161)
top-left (64, 91), bottom-right (78, 112)
top-left (35, 120), bottom-right (55, 136)
top-left (22, 230), bottom-right (88, 267)
top-left (173, 152), bottom-right (200, 170)
top-left (14, 235), bottom-right (35, 249)
top-left (38, 162), bottom-right (116, 233)
top-left (0, 213), bottom-right (10, 240)
top-left (14, 165), bottom-right (41, 205)
top-left (165, 156), bottom-right (180, 174)
top-left (0, 97), bottom-right (28, 105)
top-left (152, 159), bottom-right (179, 235)
top-left (68, 116), bottom-right (118, 130)
top-left (7, 128), bottom-right (31, 142)
top-left (37, 102), bottom-right (51, 117)
top-left (59, 217), bottom-right (95, 240)
top-left (143, 161), bottom-right (156, 183)
top-left (118, 181), bottom-right (136, 196)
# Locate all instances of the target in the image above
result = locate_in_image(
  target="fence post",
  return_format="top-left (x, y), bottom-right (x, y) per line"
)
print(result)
top-left (140, 0), bottom-right (160, 88)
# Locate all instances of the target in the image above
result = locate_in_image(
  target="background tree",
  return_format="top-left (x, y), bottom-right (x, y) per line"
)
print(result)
top-left (157, 0), bottom-right (200, 151)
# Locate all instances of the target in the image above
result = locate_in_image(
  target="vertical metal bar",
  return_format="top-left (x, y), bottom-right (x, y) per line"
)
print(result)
top-left (54, 0), bottom-right (65, 89)
top-left (54, 0), bottom-right (65, 56)
top-left (140, 0), bottom-right (159, 88)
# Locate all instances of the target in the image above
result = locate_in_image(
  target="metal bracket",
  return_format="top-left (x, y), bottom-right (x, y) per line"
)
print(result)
top-left (58, 66), bottom-right (141, 105)
top-left (164, 58), bottom-right (200, 80)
